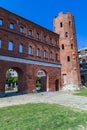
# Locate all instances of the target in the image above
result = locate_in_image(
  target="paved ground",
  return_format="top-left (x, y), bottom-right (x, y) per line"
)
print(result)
top-left (0, 91), bottom-right (87, 110)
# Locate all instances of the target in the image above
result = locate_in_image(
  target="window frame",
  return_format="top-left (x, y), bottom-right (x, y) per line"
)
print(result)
top-left (36, 48), bottom-right (40, 57)
top-left (60, 22), bottom-right (63, 27)
top-left (19, 44), bottom-right (23, 53)
top-left (65, 32), bottom-right (68, 37)
top-left (0, 39), bottom-right (2, 48)
top-left (50, 52), bottom-right (53, 59)
top-left (43, 35), bottom-right (46, 41)
top-left (20, 26), bottom-right (24, 33)
top-left (28, 46), bottom-right (33, 55)
top-left (0, 19), bottom-right (3, 26)
top-left (56, 53), bottom-right (58, 61)
top-left (44, 50), bottom-right (47, 58)
top-left (8, 41), bottom-right (13, 51)
top-left (67, 56), bottom-right (70, 62)
top-left (62, 44), bottom-right (64, 50)
top-left (71, 44), bottom-right (73, 49)
top-left (36, 33), bottom-right (40, 39)
top-left (9, 23), bottom-right (14, 30)
top-left (28, 30), bottom-right (32, 36)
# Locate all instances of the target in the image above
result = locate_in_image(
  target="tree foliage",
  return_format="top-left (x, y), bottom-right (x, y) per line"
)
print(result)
top-left (6, 70), bottom-right (18, 85)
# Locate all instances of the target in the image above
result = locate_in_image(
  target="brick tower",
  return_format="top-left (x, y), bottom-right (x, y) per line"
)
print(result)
top-left (54, 12), bottom-right (81, 90)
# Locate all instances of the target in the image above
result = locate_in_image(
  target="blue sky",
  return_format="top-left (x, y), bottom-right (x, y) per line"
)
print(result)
top-left (0, 0), bottom-right (87, 50)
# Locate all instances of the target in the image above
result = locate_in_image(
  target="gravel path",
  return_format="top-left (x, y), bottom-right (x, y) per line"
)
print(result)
top-left (0, 91), bottom-right (87, 110)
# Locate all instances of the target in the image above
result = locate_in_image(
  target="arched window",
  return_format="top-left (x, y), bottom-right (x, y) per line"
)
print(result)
top-left (8, 41), bottom-right (13, 51)
top-left (0, 19), bottom-right (3, 26)
top-left (36, 33), bottom-right (40, 39)
top-left (36, 48), bottom-right (40, 56)
top-left (43, 35), bottom-right (46, 41)
top-left (28, 46), bottom-right (32, 55)
top-left (20, 26), bottom-right (24, 33)
top-left (67, 56), bottom-right (70, 62)
top-left (56, 53), bottom-right (58, 61)
top-left (0, 39), bottom-right (2, 48)
top-left (9, 23), bottom-right (14, 29)
top-left (50, 38), bottom-right (52, 44)
top-left (50, 52), bottom-right (53, 59)
top-left (44, 50), bottom-right (46, 58)
top-left (62, 44), bottom-right (64, 50)
top-left (28, 30), bottom-right (32, 36)
top-left (19, 44), bottom-right (23, 53)
top-left (65, 32), bottom-right (68, 37)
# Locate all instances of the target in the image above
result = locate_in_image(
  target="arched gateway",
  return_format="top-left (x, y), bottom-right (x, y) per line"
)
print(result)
top-left (36, 70), bottom-right (47, 92)
top-left (0, 8), bottom-right (61, 96)
top-left (0, 58), bottom-right (61, 96)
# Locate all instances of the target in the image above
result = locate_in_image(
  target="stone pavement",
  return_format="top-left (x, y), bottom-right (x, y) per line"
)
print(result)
top-left (0, 91), bottom-right (87, 110)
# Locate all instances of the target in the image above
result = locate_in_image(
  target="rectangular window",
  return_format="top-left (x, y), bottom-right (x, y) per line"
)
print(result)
top-left (0, 19), bottom-right (3, 26)
top-left (60, 22), bottom-right (63, 27)
top-left (71, 44), bottom-right (73, 49)
top-left (62, 44), bottom-right (64, 50)
top-left (67, 56), bottom-right (70, 62)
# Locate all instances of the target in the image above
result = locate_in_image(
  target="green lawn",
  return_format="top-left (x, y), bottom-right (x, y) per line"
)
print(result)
top-left (0, 103), bottom-right (87, 130)
top-left (74, 89), bottom-right (87, 96)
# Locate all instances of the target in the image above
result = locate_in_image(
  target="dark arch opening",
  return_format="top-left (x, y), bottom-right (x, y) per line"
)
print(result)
top-left (36, 70), bottom-right (47, 92)
top-left (55, 79), bottom-right (59, 91)
top-left (5, 68), bottom-right (18, 95)
top-left (5, 67), bottom-right (23, 96)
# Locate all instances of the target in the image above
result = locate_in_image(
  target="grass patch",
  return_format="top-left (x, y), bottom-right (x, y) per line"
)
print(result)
top-left (74, 89), bottom-right (87, 96)
top-left (0, 103), bottom-right (87, 130)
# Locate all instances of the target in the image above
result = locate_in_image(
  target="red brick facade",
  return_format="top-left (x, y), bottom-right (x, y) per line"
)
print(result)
top-left (0, 8), bottom-right (81, 96)
top-left (0, 8), bottom-right (61, 96)
top-left (54, 12), bottom-right (81, 90)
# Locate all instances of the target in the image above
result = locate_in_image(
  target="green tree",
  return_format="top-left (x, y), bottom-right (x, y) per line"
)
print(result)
top-left (13, 77), bottom-right (18, 84)
top-left (6, 70), bottom-right (12, 85)
top-left (36, 76), bottom-right (41, 88)
top-left (6, 70), bottom-right (18, 86)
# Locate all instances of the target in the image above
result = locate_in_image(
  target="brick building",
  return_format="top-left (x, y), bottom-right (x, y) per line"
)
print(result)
top-left (54, 12), bottom-right (81, 90)
top-left (78, 48), bottom-right (87, 84)
top-left (0, 7), bottom-right (81, 96)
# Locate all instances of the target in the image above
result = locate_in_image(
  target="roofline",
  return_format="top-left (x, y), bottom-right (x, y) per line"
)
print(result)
top-left (78, 47), bottom-right (87, 51)
top-left (0, 7), bottom-right (59, 37)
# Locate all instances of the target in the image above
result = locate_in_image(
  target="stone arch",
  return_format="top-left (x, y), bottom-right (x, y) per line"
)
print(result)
top-left (35, 69), bottom-right (47, 92)
top-left (5, 66), bottom-right (24, 95)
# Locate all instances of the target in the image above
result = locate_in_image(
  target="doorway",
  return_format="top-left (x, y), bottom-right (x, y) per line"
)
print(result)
top-left (5, 68), bottom-right (18, 96)
top-left (55, 79), bottom-right (59, 91)
top-left (36, 70), bottom-right (47, 92)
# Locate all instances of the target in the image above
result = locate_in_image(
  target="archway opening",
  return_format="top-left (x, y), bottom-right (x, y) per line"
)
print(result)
top-left (55, 79), bottom-right (59, 91)
top-left (5, 68), bottom-right (18, 95)
top-left (36, 70), bottom-right (47, 92)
